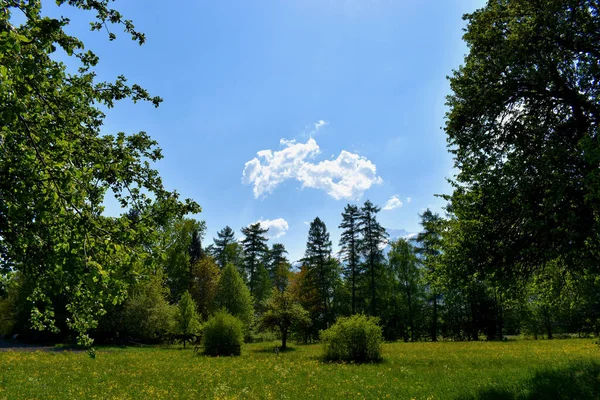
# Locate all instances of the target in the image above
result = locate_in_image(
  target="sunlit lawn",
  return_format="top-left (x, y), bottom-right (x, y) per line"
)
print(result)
top-left (0, 339), bottom-right (598, 399)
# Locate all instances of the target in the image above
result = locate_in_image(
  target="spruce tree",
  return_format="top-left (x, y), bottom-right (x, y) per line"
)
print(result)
top-left (339, 204), bottom-right (362, 314)
top-left (213, 226), bottom-right (236, 268)
top-left (304, 217), bottom-right (336, 329)
top-left (358, 200), bottom-right (388, 316)
top-left (413, 209), bottom-right (443, 342)
top-left (240, 223), bottom-right (269, 297)
top-left (269, 244), bottom-right (290, 292)
top-left (188, 228), bottom-right (203, 287)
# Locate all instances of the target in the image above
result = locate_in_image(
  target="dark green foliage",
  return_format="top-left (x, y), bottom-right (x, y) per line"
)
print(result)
top-left (189, 229), bottom-right (203, 268)
top-left (414, 209), bottom-right (443, 341)
top-left (339, 204), bottom-right (362, 314)
top-left (240, 223), bottom-right (269, 298)
top-left (269, 244), bottom-right (291, 292)
top-left (358, 201), bottom-right (388, 316)
top-left (213, 226), bottom-right (236, 268)
top-left (320, 314), bottom-right (383, 362)
top-left (304, 217), bottom-right (336, 330)
top-left (445, 0), bottom-right (600, 281)
top-left (202, 311), bottom-right (244, 356)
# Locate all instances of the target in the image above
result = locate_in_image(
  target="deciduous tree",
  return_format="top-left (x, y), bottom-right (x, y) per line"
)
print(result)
top-left (259, 289), bottom-right (310, 350)
top-left (0, 1), bottom-right (199, 345)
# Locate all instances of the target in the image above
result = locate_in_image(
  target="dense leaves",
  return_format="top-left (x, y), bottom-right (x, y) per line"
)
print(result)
top-left (445, 0), bottom-right (600, 279)
top-left (202, 310), bottom-right (244, 356)
top-left (0, 0), bottom-right (199, 345)
top-left (320, 314), bottom-right (383, 362)
top-left (214, 263), bottom-right (254, 331)
top-left (259, 289), bottom-right (310, 350)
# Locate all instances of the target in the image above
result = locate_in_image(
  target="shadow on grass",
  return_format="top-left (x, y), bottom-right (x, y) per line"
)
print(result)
top-left (466, 361), bottom-right (600, 400)
top-left (252, 346), bottom-right (298, 354)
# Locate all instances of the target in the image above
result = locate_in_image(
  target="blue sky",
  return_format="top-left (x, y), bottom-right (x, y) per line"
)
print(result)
top-left (47, 0), bottom-right (485, 262)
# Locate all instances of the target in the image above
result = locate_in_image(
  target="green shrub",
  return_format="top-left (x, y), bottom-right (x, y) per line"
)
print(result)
top-left (122, 276), bottom-right (175, 343)
top-left (320, 314), bottom-right (383, 362)
top-left (202, 310), bottom-right (244, 356)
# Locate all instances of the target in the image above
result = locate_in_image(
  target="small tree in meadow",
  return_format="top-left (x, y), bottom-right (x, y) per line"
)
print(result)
top-left (174, 291), bottom-right (201, 348)
top-left (214, 263), bottom-right (254, 332)
top-left (202, 310), bottom-right (244, 356)
top-left (320, 314), bottom-right (383, 362)
top-left (259, 289), bottom-right (310, 350)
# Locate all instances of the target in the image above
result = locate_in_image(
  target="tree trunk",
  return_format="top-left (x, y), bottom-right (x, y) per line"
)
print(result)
top-left (371, 254), bottom-right (376, 316)
top-left (352, 266), bottom-right (356, 314)
top-left (546, 320), bottom-right (553, 340)
top-left (470, 298), bottom-right (479, 341)
top-left (543, 307), bottom-right (553, 339)
top-left (281, 328), bottom-right (287, 350)
top-left (497, 297), bottom-right (504, 340)
top-left (432, 295), bottom-right (438, 342)
top-left (407, 290), bottom-right (415, 342)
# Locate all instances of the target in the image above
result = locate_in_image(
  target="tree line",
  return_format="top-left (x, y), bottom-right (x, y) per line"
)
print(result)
top-left (4, 195), bottom-right (597, 345)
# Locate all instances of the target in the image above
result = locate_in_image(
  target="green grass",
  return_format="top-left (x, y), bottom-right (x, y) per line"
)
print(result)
top-left (0, 339), bottom-right (599, 399)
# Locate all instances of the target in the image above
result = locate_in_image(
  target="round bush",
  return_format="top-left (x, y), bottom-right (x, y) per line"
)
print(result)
top-left (202, 310), bottom-right (244, 356)
top-left (320, 314), bottom-right (383, 362)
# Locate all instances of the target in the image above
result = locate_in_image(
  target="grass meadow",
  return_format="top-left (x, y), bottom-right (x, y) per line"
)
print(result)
top-left (0, 339), bottom-right (598, 399)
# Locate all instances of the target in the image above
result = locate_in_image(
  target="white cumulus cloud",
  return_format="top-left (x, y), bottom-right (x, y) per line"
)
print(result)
top-left (256, 218), bottom-right (289, 239)
top-left (406, 197), bottom-right (412, 204)
top-left (383, 195), bottom-right (403, 211)
top-left (242, 136), bottom-right (382, 200)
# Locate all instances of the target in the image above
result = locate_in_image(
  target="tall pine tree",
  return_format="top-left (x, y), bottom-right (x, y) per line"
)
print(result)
top-left (339, 204), bottom-right (362, 314)
top-left (240, 223), bottom-right (269, 298)
top-left (304, 217), bottom-right (336, 329)
top-left (358, 200), bottom-right (388, 316)
top-left (413, 209), bottom-right (443, 342)
top-left (188, 228), bottom-right (203, 288)
top-left (213, 226), bottom-right (236, 268)
top-left (269, 244), bottom-right (290, 292)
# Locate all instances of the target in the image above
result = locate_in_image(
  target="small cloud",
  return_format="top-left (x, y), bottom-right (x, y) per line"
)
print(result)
top-left (314, 120), bottom-right (328, 131)
top-left (406, 197), bottom-right (412, 204)
top-left (256, 218), bottom-right (289, 239)
top-left (383, 195), bottom-right (403, 211)
top-left (303, 221), bottom-right (310, 226)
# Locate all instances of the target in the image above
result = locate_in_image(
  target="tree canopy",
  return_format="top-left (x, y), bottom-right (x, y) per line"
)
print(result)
top-left (0, 0), bottom-right (199, 345)
top-left (445, 0), bottom-right (600, 280)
